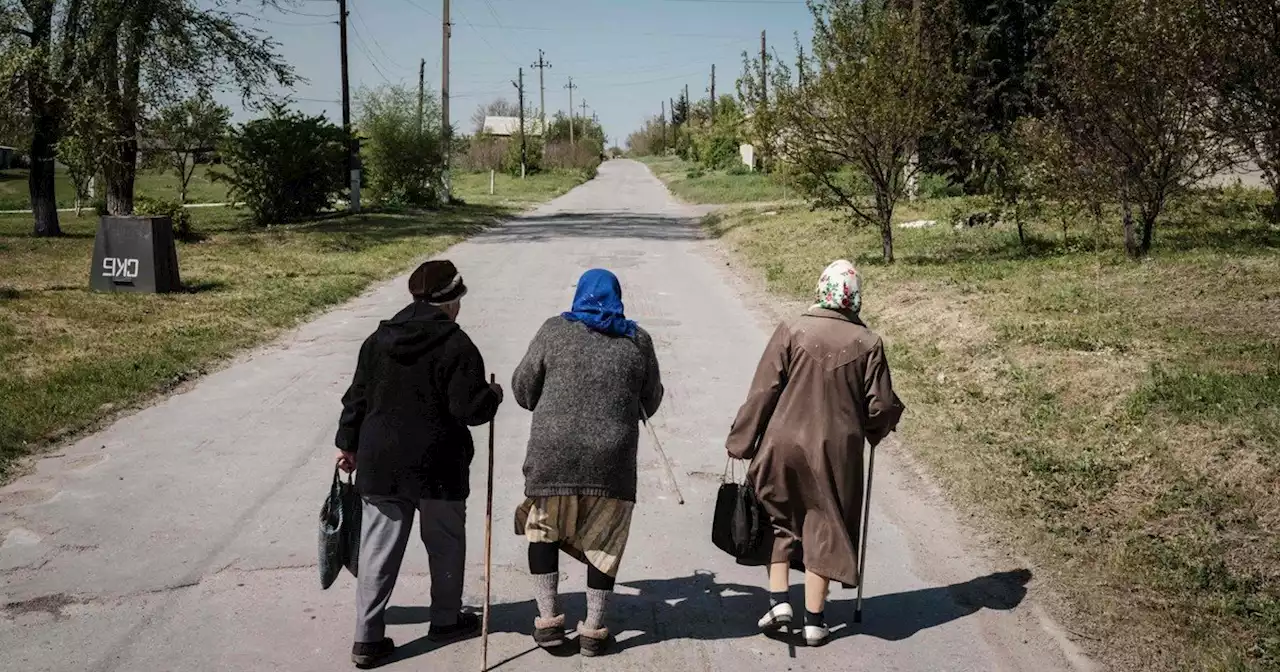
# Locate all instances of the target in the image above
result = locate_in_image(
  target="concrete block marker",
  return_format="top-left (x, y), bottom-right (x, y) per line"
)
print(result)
top-left (89, 216), bottom-right (182, 294)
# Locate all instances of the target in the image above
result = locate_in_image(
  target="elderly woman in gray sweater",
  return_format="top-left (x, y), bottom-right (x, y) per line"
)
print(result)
top-left (511, 268), bottom-right (664, 657)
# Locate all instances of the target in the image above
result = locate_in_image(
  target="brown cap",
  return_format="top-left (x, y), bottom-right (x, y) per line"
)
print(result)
top-left (408, 260), bottom-right (467, 304)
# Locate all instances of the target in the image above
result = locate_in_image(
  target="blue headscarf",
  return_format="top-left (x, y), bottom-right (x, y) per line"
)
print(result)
top-left (561, 269), bottom-right (637, 338)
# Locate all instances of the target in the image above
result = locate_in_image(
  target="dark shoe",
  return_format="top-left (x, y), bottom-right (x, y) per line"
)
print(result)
top-left (533, 614), bottom-right (567, 649)
top-left (577, 623), bottom-right (614, 657)
top-left (351, 637), bottom-right (395, 669)
top-left (427, 611), bottom-right (481, 643)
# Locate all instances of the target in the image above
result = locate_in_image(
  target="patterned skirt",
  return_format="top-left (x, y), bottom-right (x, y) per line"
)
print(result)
top-left (514, 495), bottom-right (635, 578)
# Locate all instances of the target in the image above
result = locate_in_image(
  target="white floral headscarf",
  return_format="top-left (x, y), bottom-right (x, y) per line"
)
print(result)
top-left (813, 260), bottom-right (862, 314)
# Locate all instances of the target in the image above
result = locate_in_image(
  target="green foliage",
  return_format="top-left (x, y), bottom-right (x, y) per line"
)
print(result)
top-left (214, 104), bottom-right (347, 226)
top-left (146, 90), bottom-right (231, 203)
top-left (1047, 0), bottom-right (1233, 258)
top-left (133, 195), bottom-right (195, 242)
top-left (774, 0), bottom-right (962, 262)
top-left (502, 134), bottom-right (542, 176)
top-left (357, 84), bottom-right (446, 207)
top-left (919, 172), bottom-right (964, 199)
top-left (726, 163), bottom-right (751, 176)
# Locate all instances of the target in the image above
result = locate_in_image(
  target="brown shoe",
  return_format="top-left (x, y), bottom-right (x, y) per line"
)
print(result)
top-left (533, 614), bottom-right (567, 649)
top-left (351, 637), bottom-right (394, 669)
top-left (577, 623), bottom-right (614, 657)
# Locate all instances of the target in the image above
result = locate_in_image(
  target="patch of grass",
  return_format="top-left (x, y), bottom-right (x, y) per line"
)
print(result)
top-left (0, 165), bottom-right (230, 210)
top-left (706, 190), bottom-right (1280, 670)
top-left (638, 155), bottom-right (796, 204)
top-left (0, 170), bottom-right (588, 481)
top-left (451, 169), bottom-right (592, 209)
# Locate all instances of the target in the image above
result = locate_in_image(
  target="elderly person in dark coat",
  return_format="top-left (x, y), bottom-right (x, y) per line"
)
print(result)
top-left (335, 260), bottom-right (504, 668)
top-left (726, 259), bottom-right (905, 647)
top-left (511, 268), bottom-right (664, 657)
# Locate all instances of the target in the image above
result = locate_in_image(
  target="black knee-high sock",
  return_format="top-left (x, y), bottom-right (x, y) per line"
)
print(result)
top-left (804, 609), bottom-right (826, 627)
top-left (528, 541), bottom-right (559, 574)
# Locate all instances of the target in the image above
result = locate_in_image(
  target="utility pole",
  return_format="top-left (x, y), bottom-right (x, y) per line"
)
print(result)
top-left (565, 77), bottom-right (578, 145)
top-left (660, 100), bottom-right (666, 149)
top-left (683, 83), bottom-right (690, 125)
top-left (512, 67), bottom-right (526, 178)
top-left (531, 49), bottom-right (551, 136)
top-left (338, 0), bottom-right (355, 210)
top-left (442, 0), bottom-right (452, 201)
top-left (417, 58), bottom-right (425, 133)
top-left (760, 29), bottom-right (768, 105)
top-left (710, 63), bottom-right (716, 121)
top-left (579, 98), bottom-right (588, 123)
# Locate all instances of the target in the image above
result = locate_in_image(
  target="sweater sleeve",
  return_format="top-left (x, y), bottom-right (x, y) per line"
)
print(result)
top-left (512, 322), bottom-right (549, 411)
top-left (726, 323), bottom-right (791, 460)
top-left (863, 337), bottom-right (905, 448)
top-left (637, 328), bottom-right (664, 418)
top-left (335, 335), bottom-right (374, 452)
top-left (446, 332), bottom-right (501, 427)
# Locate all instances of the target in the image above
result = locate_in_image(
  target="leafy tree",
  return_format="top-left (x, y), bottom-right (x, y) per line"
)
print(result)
top-left (1209, 0), bottom-right (1280, 221)
top-left (357, 83), bottom-right (446, 207)
top-left (774, 0), bottom-right (961, 263)
top-left (93, 1), bottom-right (293, 216)
top-left (214, 104), bottom-right (348, 226)
top-left (1047, 0), bottom-right (1233, 258)
top-left (147, 90), bottom-right (230, 203)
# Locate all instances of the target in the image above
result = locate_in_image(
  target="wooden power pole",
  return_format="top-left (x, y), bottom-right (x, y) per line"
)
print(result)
top-left (531, 49), bottom-right (551, 136)
top-left (710, 63), bottom-right (716, 121)
top-left (417, 58), bottom-right (425, 132)
top-left (565, 77), bottom-right (578, 145)
top-left (760, 29), bottom-right (768, 105)
top-left (660, 100), bottom-right (666, 148)
top-left (338, 0), bottom-right (354, 208)
top-left (442, 0), bottom-right (452, 201)
top-left (513, 67), bottom-right (526, 178)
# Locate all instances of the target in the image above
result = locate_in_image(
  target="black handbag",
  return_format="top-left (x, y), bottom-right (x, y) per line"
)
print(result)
top-left (711, 459), bottom-right (770, 560)
top-left (319, 467), bottom-right (362, 589)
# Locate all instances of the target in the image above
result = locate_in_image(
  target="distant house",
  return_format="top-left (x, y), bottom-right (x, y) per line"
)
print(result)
top-left (481, 116), bottom-right (543, 138)
top-left (0, 146), bottom-right (15, 170)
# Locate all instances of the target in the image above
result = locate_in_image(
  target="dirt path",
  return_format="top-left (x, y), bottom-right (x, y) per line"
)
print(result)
top-left (0, 159), bottom-right (1090, 671)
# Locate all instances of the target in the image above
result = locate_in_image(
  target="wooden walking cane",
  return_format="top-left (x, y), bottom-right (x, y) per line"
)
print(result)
top-left (640, 407), bottom-right (684, 505)
top-left (854, 443), bottom-right (877, 624)
top-left (481, 374), bottom-right (496, 671)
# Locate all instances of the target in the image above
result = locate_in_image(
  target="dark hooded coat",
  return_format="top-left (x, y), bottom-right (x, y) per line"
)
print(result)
top-left (336, 301), bottom-right (500, 501)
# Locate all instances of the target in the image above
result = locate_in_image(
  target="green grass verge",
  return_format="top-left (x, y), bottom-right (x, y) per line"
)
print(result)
top-left (703, 191), bottom-right (1280, 671)
top-left (0, 165), bottom-right (231, 210)
top-left (0, 169), bottom-right (590, 481)
top-left (637, 155), bottom-right (797, 204)
top-left (452, 168), bottom-right (596, 209)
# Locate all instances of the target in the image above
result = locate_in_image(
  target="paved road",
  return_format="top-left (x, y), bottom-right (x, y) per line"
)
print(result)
top-left (0, 160), bottom-right (1088, 672)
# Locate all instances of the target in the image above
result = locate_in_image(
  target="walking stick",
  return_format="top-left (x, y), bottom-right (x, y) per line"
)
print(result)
top-left (481, 374), bottom-right (496, 671)
top-left (854, 443), bottom-right (877, 624)
top-left (640, 407), bottom-right (684, 505)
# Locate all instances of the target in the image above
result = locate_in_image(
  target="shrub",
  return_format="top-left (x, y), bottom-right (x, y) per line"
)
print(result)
top-left (357, 84), bottom-right (446, 207)
top-left (461, 135), bottom-right (507, 172)
top-left (543, 140), bottom-right (602, 171)
top-left (214, 103), bottom-right (347, 226)
top-left (919, 172), bottom-right (964, 199)
top-left (687, 167), bottom-right (706, 179)
top-left (726, 163), bottom-right (751, 176)
top-left (134, 196), bottom-right (196, 242)
top-left (501, 135), bottom-right (543, 176)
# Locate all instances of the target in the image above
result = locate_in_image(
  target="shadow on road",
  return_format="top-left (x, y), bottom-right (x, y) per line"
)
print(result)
top-left (474, 211), bottom-right (706, 244)
top-left (378, 568), bottom-right (1033, 665)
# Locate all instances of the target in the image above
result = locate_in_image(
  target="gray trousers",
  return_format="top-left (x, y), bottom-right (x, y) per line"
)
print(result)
top-left (355, 496), bottom-right (467, 643)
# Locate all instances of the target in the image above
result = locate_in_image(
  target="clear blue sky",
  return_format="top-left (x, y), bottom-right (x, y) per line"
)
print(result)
top-left (215, 0), bottom-right (815, 146)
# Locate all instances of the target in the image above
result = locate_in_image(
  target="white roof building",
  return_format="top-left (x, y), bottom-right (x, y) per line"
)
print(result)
top-left (481, 116), bottom-right (543, 137)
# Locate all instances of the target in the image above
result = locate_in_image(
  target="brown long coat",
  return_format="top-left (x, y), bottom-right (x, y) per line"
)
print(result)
top-left (726, 308), bottom-right (905, 587)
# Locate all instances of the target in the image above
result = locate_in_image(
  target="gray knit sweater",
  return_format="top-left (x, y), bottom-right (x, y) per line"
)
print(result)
top-left (512, 317), bottom-right (664, 502)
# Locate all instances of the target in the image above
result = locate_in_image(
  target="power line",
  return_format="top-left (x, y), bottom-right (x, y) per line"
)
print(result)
top-left (663, 0), bottom-right (804, 4)
top-left (454, 22), bottom-right (752, 40)
top-left (397, 0), bottom-right (439, 18)
top-left (276, 6), bottom-right (339, 17)
top-left (349, 23), bottom-right (397, 84)
top-left (452, 5), bottom-right (519, 67)
top-left (351, 3), bottom-right (408, 72)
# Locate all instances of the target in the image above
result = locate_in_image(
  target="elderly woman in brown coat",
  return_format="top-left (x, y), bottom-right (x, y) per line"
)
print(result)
top-left (726, 259), bottom-right (905, 646)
